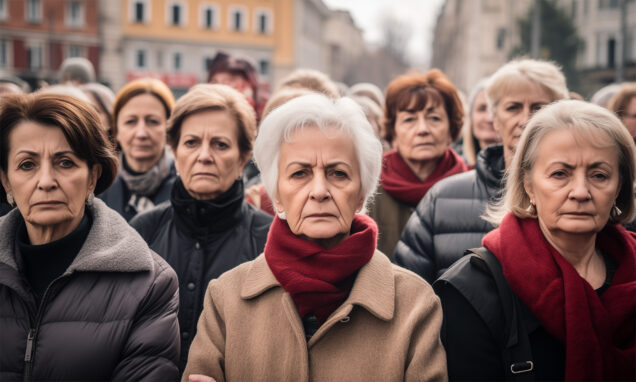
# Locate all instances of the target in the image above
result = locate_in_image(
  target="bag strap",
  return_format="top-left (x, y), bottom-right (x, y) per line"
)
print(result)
top-left (467, 248), bottom-right (535, 381)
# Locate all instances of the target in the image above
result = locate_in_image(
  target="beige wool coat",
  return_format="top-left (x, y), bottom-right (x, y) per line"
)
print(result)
top-left (182, 251), bottom-right (448, 382)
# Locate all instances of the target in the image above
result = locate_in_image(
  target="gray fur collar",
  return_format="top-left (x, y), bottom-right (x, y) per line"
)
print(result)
top-left (0, 198), bottom-right (154, 274)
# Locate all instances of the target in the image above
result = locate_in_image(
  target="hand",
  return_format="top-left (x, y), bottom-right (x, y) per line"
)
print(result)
top-left (189, 374), bottom-right (216, 382)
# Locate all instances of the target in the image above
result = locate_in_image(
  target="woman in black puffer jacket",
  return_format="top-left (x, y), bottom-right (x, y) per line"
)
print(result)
top-left (130, 84), bottom-right (272, 372)
top-left (0, 93), bottom-right (180, 381)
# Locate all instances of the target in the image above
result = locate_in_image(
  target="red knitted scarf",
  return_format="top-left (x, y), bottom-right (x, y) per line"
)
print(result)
top-left (380, 148), bottom-right (469, 206)
top-left (264, 214), bottom-right (378, 324)
top-left (482, 213), bottom-right (636, 381)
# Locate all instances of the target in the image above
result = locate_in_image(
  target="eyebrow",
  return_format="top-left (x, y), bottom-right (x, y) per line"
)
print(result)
top-left (15, 150), bottom-right (76, 157)
top-left (551, 161), bottom-right (611, 169)
top-left (285, 161), bottom-right (353, 170)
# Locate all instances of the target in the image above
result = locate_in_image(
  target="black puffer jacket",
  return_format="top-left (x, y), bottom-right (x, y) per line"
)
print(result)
top-left (130, 178), bottom-right (272, 371)
top-left (393, 145), bottom-right (505, 283)
top-left (0, 199), bottom-right (180, 381)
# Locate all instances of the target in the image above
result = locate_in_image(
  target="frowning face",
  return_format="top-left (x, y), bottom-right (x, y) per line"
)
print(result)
top-left (275, 125), bottom-right (364, 249)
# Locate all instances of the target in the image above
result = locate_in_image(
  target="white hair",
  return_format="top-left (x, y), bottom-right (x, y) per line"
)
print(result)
top-left (254, 93), bottom-right (383, 214)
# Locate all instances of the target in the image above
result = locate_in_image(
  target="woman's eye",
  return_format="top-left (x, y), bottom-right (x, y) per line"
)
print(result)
top-left (506, 105), bottom-right (520, 112)
top-left (550, 170), bottom-right (567, 178)
top-left (331, 170), bottom-right (349, 179)
top-left (291, 170), bottom-right (307, 178)
top-left (214, 141), bottom-right (229, 150)
top-left (59, 159), bottom-right (75, 168)
top-left (428, 115), bottom-right (441, 122)
top-left (591, 173), bottom-right (608, 181)
top-left (18, 161), bottom-right (35, 170)
top-left (125, 119), bottom-right (136, 125)
top-left (184, 139), bottom-right (197, 147)
top-left (147, 119), bottom-right (161, 126)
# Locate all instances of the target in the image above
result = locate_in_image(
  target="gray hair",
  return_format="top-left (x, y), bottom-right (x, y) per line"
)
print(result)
top-left (254, 93), bottom-right (383, 214)
top-left (486, 59), bottom-right (569, 115)
top-left (59, 57), bottom-right (96, 84)
top-left (484, 99), bottom-right (636, 226)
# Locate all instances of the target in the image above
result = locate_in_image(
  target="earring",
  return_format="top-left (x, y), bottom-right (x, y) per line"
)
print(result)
top-left (6, 192), bottom-right (14, 206)
top-left (86, 192), bottom-right (95, 206)
top-left (276, 210), bottom-right (287, 220)
top-left (613, 204), bottom-right (622, 217)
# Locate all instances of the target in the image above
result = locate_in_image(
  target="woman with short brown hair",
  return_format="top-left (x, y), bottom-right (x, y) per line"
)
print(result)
top-left (0, 93), bottom-right (180, 381)
top-left (99, 78), bottom-right (177, 221)
top-left (130, 84), bottom-right (272, 372)
top-left (369, 69), bottom-right (470, 256)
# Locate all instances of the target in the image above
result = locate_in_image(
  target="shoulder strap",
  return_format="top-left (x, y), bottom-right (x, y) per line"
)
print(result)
top-left (467, 248), bottom-right (535, 381)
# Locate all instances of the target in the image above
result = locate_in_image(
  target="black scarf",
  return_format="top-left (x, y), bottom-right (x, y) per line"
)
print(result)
top-left (171, 177), bottom-right (245, 238)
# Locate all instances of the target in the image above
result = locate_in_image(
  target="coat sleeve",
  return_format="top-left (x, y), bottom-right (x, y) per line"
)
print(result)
top-left (181, 280), bottom-right (227, 382)
top-left (393, 189), bottom-right (438, 283)
top-left (404, 279), bottom-right (448, 382)
top-left (110, 256), bottom-right (181, 381)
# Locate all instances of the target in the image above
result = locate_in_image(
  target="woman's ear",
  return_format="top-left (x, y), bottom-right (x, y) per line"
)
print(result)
top-left (88, 164), bottom-right (102, 193)
top-left (0, 170), bottom-right (11, 195)
top-left (523, 176), bottom-right (535, 205)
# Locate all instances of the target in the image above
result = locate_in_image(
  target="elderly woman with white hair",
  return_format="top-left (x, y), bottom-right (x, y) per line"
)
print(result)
top-left (182, 94), bottom-right (448, 382)
top-left (435, 100), bottom-right (636, 381)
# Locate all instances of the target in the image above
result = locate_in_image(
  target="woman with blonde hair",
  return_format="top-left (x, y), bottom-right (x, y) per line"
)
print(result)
top-left (99, 78), bottom-right (176, 220)
top-left (436, 100), bottom-right (635, 380)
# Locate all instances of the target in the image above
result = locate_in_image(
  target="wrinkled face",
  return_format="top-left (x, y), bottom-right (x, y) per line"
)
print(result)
top-left (116, 94), bottom-right (167, 167)
top-left (524, 129), bottom-right (620, 237)
top-left (622, 96), bottom-right (636, 139)
top-left (471, 90), bottom-right (499, 148)
top-left (494, 82), bottom-right (552, 166)
top-left (393, 99), bottom-right (452, 164)
top-left (275, 126), bottom-right (364, 248)
top-left (0, 122), bottom-right (100, 231)
top-left (175, 110), bottom-right (246, 200)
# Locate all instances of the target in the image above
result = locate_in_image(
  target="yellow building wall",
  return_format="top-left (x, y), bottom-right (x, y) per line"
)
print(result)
top-left (123, 0), bottom-right (295, 66)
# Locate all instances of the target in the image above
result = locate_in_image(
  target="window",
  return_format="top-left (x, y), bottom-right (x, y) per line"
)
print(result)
top-left (204, 57), bottom-right (214, 72)
top-left (608, 38), bottom-right (616, 67)
top-left (131, 0), bottom-right (151, 23)
top-left (174, 52), bottom-right (181, 71)
top-left (0, 0), bottom-right (8, 21)
top-left (0, 40), bottom-right (8, 67)
top-left (157, 51), bottom-right (163, 69)
top-left (254, 9), bottom-right (272, 35)
top-left (229, 6), bottom-right (247, 32)
top-left (68, 45), bottom-right (82, 57)
top-left (66, 0), bottom-right (84, 28)
top-left (27, 44), bottom-right (43, 70)
top-left (200, 4), bottom-right (219, 29)
top-left (136, 49), bottom-right (146, 68)
top-left (496, 28), bottom-right (506, 50)
top-left (167, 1), bottom-right (186, 27)
top-left (259, 59), bottom-right (269, 76)
top-left (26, 0), bottom-right (42, 23)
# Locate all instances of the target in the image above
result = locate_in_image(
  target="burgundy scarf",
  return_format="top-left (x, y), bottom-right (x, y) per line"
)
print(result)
top-left (380, 148), bottom-right (469, 206)
top-left (265, 214), bottom-right (378, 324)
top-left (482, 213), bottom-right (636, 381)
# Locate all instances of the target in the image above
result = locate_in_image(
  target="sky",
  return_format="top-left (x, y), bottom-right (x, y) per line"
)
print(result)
top-left (322, 0), bottom-right (445, 68)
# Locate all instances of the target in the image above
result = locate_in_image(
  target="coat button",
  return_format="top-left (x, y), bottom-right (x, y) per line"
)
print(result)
top-left (187, 282), bottom-right (196, 291)
top-left (195, 242), bottom-right (200, 250)
top-left (182, 331), bottom-right (189, 339)
top-left (339, 316), bottom-right (350, 323)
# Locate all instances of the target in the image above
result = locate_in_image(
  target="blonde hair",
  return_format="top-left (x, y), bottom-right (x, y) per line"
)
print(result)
top-left (484, 100), bottom-right (636, 226)
top-left (261, 87), bottom-right (315, 119)
top-left (486, 59), bottom-right (569, 115)
top-left (167, 84), bottom-right (257, 161)
top-left (277, 69), bottom-right (340, 99)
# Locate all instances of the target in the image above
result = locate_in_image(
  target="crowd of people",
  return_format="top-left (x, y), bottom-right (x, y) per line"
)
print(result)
top-left (0, 53), bottom-right (634, 382)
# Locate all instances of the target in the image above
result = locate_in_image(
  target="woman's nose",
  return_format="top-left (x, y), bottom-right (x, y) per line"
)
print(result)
top-left (416, 117), bottom-right (430, 135)
top-left (37, 164), bottom-right (58, 191)
top-left (309, 174), bottom-right (330, 201)
top-left (569, 175), bottom-right (591, 201)
top-left (197, 143), bottom-right (214, 163)
top-left (133, 122), bottom-right (150, 138)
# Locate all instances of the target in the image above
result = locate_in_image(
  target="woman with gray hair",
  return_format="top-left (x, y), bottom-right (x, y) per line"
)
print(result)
top-left (394, 59), bottom-right (569, 283)
top-left (435, 100), bottom-right (636, 380)
top-left (182, 94), bottom-right (448, 382)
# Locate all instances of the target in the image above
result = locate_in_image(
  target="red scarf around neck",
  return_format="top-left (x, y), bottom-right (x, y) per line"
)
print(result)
top-left (265, 214), bottom-right (378, 324)
top-left (380, 148), bottom-right (469, 206)
top-left (482, 213), bottom-right (636, 381)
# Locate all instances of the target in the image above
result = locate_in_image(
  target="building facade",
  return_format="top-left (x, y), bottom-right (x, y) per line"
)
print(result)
top-left (0, 0), bottom-right (100, 88)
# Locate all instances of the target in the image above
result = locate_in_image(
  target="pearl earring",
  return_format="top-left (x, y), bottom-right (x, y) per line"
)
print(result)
top-left (6, 192), bottom-right (14, 206)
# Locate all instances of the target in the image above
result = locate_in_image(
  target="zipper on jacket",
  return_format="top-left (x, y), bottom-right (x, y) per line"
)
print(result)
top-left (22, 276), bottom-right (65, 382)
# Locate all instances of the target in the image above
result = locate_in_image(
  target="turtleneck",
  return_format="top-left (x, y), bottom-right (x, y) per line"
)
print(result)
top-left (121, 154), bottom-right (146, 176)
top-left (171, 177), bottom-right (245, 238)
top-left (18, 212), bottom-right (92, 303)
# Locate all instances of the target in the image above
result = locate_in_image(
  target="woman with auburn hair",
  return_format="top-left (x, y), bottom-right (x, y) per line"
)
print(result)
top-left (369, 69), bottom-right (470, 257)
top-left (99, 78), bottom-right (177, 221)
top-left (130, 84), bottom-right (272, 372)
top-left (0, 93), bottom-right (180, 380)
top-left (395, 59), bottom-right (569, 283)
top-left (435, 100), bottom-right (636, 380)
